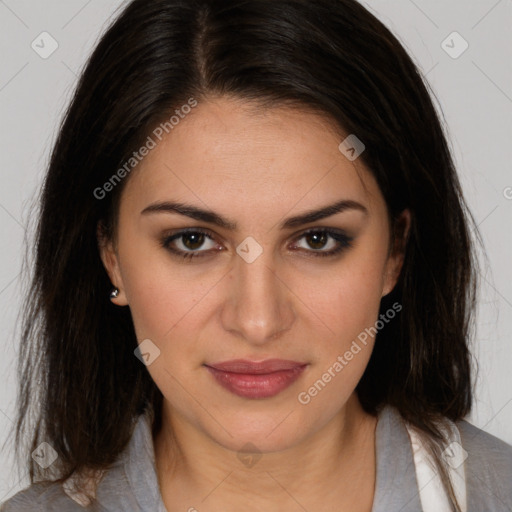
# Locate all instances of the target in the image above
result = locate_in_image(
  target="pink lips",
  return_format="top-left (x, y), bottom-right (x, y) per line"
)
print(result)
top-left (205, 359), bottom-right (308, 399)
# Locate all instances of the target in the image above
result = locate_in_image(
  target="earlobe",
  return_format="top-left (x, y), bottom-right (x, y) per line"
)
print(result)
top-left (97, 222), bottom-right (128, 305)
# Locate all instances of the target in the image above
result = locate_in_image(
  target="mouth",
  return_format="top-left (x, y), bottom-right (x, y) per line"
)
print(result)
top-left (204, 359), bottom-right (309, 399)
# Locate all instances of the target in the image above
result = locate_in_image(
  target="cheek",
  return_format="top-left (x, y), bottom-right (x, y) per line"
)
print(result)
top-left (295, 261), bottom-right (386, 413)
top-left (116, 231), bottom-right (196, 342)
top-left (125, 266), bottom-right (204, 344)
top-left (304, 249), bottom-right (388, 343)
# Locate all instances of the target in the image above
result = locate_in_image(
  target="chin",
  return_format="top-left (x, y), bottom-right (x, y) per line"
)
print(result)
top-left (202, 410), bottom-right (311, 455)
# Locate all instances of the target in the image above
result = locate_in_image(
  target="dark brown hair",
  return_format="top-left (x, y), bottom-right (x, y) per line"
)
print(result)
top-left (8, 0), bottom-right (480, 510)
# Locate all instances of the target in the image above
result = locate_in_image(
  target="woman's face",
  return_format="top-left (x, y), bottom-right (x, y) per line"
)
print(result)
top-left (99, 96), bottom-right (408, 453)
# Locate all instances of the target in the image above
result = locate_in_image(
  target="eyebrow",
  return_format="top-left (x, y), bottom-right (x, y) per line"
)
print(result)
top-left (140, 198), bottom-right (368, 230)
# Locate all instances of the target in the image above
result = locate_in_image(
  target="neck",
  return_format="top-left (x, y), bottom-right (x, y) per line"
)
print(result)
top-left (154, 393), bottom-right (378, 512)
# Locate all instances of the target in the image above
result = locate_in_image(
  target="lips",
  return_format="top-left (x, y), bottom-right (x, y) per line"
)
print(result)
top-left (207, 359), bottom-right (307, 374)
top-left (204, 359), bottom-right (308, 399)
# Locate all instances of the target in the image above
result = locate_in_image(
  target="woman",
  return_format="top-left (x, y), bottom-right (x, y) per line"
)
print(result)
top-left (1, 0), bottom-right (511, 511)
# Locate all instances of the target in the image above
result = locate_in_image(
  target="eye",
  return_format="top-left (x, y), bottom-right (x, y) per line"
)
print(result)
top-left (290, 229), bottom-right (353, 257)
top-left (160, 227), bottom-right (354, 262)
top-left (160, 228), bottom-right (220, 260)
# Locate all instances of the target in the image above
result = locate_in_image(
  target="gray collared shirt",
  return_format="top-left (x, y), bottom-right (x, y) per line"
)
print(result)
top-left (2, 405), bottom-right (511, 511)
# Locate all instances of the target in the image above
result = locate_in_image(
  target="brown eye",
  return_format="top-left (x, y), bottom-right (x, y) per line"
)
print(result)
top-left (181, 232), bottom-right (207, 250)
top-left (161, 228), bottom-right (219, 260)
top-left (292, 229), bottom-right (354, 258)
top-left (305, 231), bottom-right (329, 250)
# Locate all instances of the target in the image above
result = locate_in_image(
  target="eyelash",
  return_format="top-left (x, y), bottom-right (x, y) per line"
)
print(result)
top-left (160, 227), bottom-right (354, 261)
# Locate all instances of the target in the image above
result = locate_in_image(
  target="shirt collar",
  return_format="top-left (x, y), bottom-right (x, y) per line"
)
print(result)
top-left (123, 411), bottom-right (167, 511)
top-left (371, 405), bottom-right (423, 512)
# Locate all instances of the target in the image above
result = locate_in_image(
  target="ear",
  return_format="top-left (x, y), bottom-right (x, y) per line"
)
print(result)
top-left (382, 208), bottom-right (411, 297)
top-left (97, 221), bottom-right (129, 306)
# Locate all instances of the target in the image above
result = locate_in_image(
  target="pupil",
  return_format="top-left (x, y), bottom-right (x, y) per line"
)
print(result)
top-left (183, 233), bottom-right (204, 250)
top-left (308, 232), bottom-right (327, 249)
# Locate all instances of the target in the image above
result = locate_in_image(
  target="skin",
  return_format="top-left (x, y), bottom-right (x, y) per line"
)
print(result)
top-left (99, 95), bottom-right (410, 512)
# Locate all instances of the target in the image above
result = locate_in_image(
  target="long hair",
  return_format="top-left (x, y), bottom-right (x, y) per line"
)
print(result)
top-left (9, 1), bottom-right (479, 509)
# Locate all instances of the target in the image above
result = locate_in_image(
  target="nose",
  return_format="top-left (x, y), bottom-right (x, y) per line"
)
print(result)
top-left (220, 250), bottom-right (295, 346)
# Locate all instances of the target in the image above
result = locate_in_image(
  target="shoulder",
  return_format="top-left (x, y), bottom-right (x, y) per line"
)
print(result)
top-left (379, 406), bottom-right (512, 509)
top-left (0, 481), bottom-right (87, 511)
top-left (458, 418), bottom-right (512, 467)
top-left (457, 419), bottom-right (512, 507)
top-left (1, 413), bottom-right (152, 512)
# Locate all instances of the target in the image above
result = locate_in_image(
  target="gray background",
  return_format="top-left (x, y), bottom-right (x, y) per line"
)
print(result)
top-left (0, 0), bottom-right (511, 502)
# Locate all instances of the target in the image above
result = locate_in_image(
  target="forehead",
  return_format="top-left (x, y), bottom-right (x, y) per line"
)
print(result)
top-left (121, 97), bottom-right (382, 219)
